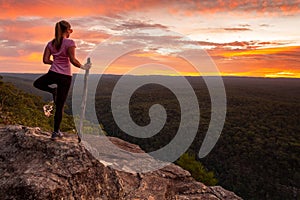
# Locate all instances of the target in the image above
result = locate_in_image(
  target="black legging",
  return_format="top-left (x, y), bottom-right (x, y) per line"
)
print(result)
top-left (33, 70), bottom-right (72, 132)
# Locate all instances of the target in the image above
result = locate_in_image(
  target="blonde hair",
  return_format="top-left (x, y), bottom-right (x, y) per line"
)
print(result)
top-left (52, 20), bottom-right (71, 50)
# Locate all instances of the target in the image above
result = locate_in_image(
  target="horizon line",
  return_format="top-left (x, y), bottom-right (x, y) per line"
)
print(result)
top-left (0, 72), bottom-right (300, 79)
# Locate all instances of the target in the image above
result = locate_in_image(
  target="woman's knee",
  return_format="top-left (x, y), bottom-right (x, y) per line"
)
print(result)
top-left (33, 79), bottom-right (39, 89)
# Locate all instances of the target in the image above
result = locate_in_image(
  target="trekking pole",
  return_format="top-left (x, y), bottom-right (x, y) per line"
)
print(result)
top-left (78, 57), bottom-right (90, 143)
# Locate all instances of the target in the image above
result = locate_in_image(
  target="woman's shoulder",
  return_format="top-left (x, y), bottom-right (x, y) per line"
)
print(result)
top-left (63, 38), bottom-right (74, 42)
top-left (46, 40), bottom-right (54, 49)
top-left (47, 40), bottom-right (53, 46)
top-left (63, 38), bottom-right (76, 46)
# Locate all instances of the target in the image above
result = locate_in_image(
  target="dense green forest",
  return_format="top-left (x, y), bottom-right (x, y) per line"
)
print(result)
top-left (93, 75), bottom-right (299, 200)
top-left (1, 73), bottom-right (299, 199)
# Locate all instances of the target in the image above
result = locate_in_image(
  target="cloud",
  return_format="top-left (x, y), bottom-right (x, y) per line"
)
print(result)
top-left (112, 20), bottom-right (169, 31)
top-left (0, 0), bottom-right (163, 18)
top-left (211, 45), bottom-right (300, 73)
top-left (218, 46), bottom-right (300, 59)
top-left (223, 27), bottom-right (252, 31)
top-left (264, 71), bottom-right (299, 78)
top-left (0, 17), bottom-right (55, 42)
top-left (260, 24), bottom-right (270, 27)
top-left (172, 0), bottom-right (300, 15)
top-left (1, 0), bottom-right (299, 19)
top-left (0, 39), bottom-right (44, 57)
top-left (70, 15), bottom-right (122, 30)
top-left (238, 24), bottom-right (251, 27)
top-left (209, 46), bottom-right (300, 78)
top-left (194, 40), bottom-right (290, 50)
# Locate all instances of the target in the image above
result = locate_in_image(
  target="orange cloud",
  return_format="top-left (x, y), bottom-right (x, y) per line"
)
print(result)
top-left (102, 50), bottom-right (202, 76)
top-left (171, 0), bottom-right (300, 16)
top-left (220, 46), bottom-right (300, 57)
top-left (0, 1), bottom-right (162, 18)
top-left (265, 71), bottom-right (300, 78)
top-left (1, 2), bottom-right (98, 18)
top-left (1, 0), bottom-right (299, 19)
top-left (105, 48), bottom-right (300, 77)
top-left (0, 19), bottom-right (53, 42)
top-left (208, 45), bottom-right (300, 78)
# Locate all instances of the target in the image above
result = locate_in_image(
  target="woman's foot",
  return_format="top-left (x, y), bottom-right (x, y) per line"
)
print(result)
top-left (43, 103), bottom-right (54, 117)
top-left (51, 131), bottom-right (64, 140)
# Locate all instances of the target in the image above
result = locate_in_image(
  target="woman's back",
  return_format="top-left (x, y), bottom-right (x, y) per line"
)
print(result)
top-left (48, 38), bottom-right (76, 76)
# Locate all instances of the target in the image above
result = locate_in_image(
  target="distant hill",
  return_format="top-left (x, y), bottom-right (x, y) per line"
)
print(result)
top-left (0, 73), bottom-right (41, 80)
top-left (1, 73), bottom-right (51, 102)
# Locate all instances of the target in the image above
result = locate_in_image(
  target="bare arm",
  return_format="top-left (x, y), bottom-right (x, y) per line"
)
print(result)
top-left (43, 46), bottom-right (53, 65)
top-left (68, 46), bottom-right (82, 68)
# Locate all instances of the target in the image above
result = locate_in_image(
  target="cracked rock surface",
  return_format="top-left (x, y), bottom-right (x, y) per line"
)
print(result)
top-left (0, 125), bottom-right (242, 200)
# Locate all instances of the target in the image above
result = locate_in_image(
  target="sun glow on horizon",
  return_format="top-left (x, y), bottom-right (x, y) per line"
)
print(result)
top-left (221, 46), bottom-right (300, 58)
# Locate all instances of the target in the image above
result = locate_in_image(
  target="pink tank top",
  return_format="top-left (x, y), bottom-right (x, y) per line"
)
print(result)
top-left (47, 38), bottom-right (76, 76)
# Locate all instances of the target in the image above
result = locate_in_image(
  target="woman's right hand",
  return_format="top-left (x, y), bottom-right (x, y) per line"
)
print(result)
top-left (80, 62), bottom-right (92, 70)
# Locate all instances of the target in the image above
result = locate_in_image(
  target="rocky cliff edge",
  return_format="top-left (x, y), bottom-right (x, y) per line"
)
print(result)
top-left (0, 125), bottom-right (242, 200)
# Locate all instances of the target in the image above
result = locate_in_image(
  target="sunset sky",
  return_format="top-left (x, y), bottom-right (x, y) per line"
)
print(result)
top-left (0, 0), bottom-right (300, 77)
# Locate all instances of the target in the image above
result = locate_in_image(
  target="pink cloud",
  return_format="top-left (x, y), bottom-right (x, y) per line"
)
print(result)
top-left (1, 0), bottom-right (299, 18)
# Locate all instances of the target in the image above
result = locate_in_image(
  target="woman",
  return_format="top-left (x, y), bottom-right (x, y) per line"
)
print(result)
top-left (33, 20), bottom-right (91, 140)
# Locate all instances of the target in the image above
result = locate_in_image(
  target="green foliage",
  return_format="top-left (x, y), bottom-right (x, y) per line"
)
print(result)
top-left (0, 80), bottom-right (74, 132)
top-left (176, 153), bottom-right (218, 186)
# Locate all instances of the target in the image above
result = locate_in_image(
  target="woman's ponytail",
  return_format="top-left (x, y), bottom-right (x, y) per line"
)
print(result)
top-left (52, 20), bottom-right (71, 50)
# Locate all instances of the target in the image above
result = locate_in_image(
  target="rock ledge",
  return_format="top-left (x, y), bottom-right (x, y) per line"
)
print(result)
top-left (0, 125), bottom-right (242, 200)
